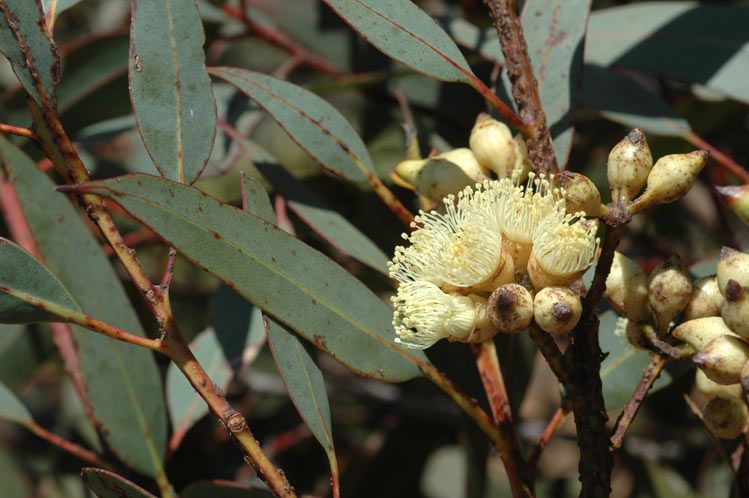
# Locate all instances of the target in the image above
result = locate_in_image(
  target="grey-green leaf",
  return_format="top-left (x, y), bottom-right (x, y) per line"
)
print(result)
top-left (580, 65), bottom-right (691, 138)
top-left (0, 0), bottom-right (59, 106)
top-left (79, 174), bottom-right (426, 382)
top-left (1, 138), bottom-right (168, 477)
top-left (209, 67), bottom-right (373, 183)
top-left (181, 481), bottom-right (273, 498)
top-left (130, 0), bottom-right (216, 183)
top-left (587, 3), bottom-right (749, 104)
top-left (249, 141), bottom-right (388, 273)
top-left (321, 0), bottom-right (474, 83)
top-left (0, 238), bottom-right (80, 324)
top-left (81, 468), bottom-right (157, 498)
top-left (0, 380), bottom-right (32, 425)
top-left (599, 311), bottom-right (672, 411)
top-left (41, 0), bottom-right (81, 18)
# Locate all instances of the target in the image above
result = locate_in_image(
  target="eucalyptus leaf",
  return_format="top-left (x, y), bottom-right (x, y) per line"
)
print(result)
top-left (81, 468), bottom-right (157, 498)
top-left (0, 380), bottom-right (32, 425)
top-left (130, 0), bottom-right (216, 183)
top-left (77, 174), bottom-right (426, 382)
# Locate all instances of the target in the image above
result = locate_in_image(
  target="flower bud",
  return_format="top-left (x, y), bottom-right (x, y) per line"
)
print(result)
top-left (684, 277), bottom-right (724, 321)
top-left (647, 255), bottom-right (693, 333)
top-left (604, 252), bottom-right (649, 322)
top-left (702, 396), bottom-right (748, 439)
top-left (469, 113), bottom-right (516, 178)
top-left (722, 287), bottom-right (749, 338)
top-left (716, 184), bottom-right (749, 226)
top-left (716, 247), bottom-right (749, 296)
top-left (693, 335), bottom-right (749, 385)
top-left (416, 148), bottom-right (490, 201)
top-left (630, 150), bottom-right (708, 212)
top-left (487, 283), bottom-right (534, 334)
top-left (392, 158), bottom-right (425, 189)
top-left (555, 171), bottom-right (606, 217)
top-left (511, 135), bottom-right (531, 183)
top-left (533, 286), bottom-right (583, 335)
top-left (607, 129), bottom-right (652, 203)
top-left (695, 369), bottom-right (743, 400)
top-left (672, 316), bottom-right (737, 352)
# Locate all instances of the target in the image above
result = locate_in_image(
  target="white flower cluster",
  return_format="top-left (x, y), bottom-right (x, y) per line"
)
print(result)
top-left (388, 174), bottom-right (600, 349)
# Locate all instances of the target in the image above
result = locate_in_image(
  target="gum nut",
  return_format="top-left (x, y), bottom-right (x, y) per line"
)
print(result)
top-left (631, 150), bottom-right (708, 211)
top-left (556, 171), bottom-right (605, 217)
top-left (693, 335), bottom-right (749, 385)
top-left (684, 277), bottom-right (724, 320)
top-left (672, 316), bottom-right (737, 351)
top-left (647, 255), bottom-right (693, 333)
top-left (487, 283), bottom-right (534, 333)
top-left (604, 252), bottom-right (649, 323)
top-left (469, 113), bottom-right (516, 177)
top-left (721, 289), bottom-right (749, 338)
top-left (695, 369), bottom-right (743, 400)
top-left (702, 396), bottom-right (749, 439)
top-left (717, 247), bottom-right (749, 296)
top-left (607, 128), bottom-right (652, 202)
top-left (533, 286), bottom-right (582, 335)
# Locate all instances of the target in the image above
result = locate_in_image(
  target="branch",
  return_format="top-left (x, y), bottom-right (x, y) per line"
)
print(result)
top-left (528, 405), bottom-right (570, 479)
top-left (26, 421), bottom-right (113, 470)
top-left (482, 0), bottom-right (558, 174)
top-left (0, 122), bottom-right (38, 141)
top-left (610, 354), bottom-right (668, 450)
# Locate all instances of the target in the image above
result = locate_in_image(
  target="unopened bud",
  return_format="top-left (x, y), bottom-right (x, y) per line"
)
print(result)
top-left (511, 135), bottom-right (531, 183)
top-left (533, 287), bottom-right (582, 335)
top-left (722, 286), bottom-right (749, 338)
top-left (702, 396), bottom-right (748, 439)
top-left (392, 158), bottom-right (425, 189)
top-left (406, 148), bottom-right (490, 201)
top-left (469, 113), bottom-right (516, 178)
top-left (647, 255), bottom-right (693, 333)
top-left (716, 247), bottom-right (749, 296)
top-left (693, 335), bottom-right (749, 385)
top-left (672, 316), bottom-right (737, 352)
top-left (487, 283), bottom-right (534, 334)
top-left (556, 171), bottom-right (606, 217)
top-left (604, 252), bottom-right (649, 322)
top-left (630, 150), bottom-right (708, 212)
top-left (607, 129), bottom-right (652, 203)
top-left (684, 277), bottom-right (724, 320)
top-left (716, 184), bottom-right (749, 226)
top-left (695, 369), bottom-right (743, 400)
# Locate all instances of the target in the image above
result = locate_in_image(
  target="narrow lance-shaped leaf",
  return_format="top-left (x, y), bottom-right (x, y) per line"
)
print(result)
top-left (130, 0), bottom-right (216, 183)
top-left (241, 175), bottom-right (339, 488)
top-left (0, 238), bottom-right (80, 325)
top-left (0, 380), bottom-right (32, 426)
top-left (1, 138), bottom-right (168, 477)
top-left (0, 0), bottom-right (59, 106)
top-left (82, 468), bottom-right (157, 498)
top-left (209, 67), bottom-right (373, 183)
top-left (321, 0), bottom-right (474, 83)
top-left (76, 174), bottom-right (426, 382)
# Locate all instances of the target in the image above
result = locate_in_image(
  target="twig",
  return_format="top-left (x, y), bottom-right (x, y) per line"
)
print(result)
top-left (527, 405), bottom-right (570, 479)
top-left (220, 4), bottom-right (341, 77)
top-left (686, 131), bottom-right (749, 184)
top-left (26, 421), bottom-right (113, 470)
top-left (641, 325), bottom-right (694, 360)
top-left (0, 123), bottom-right (38, 141)
top-left (471, 340), bottom-right (532, 497)
top-left (684, 394), bottom-right (736, 475)
top-left (610, 354), bottom-right (668, 450)
top-left (101, 228), bottom-right (157, 257)
top-left (481, 0), bottom-right (558, 174)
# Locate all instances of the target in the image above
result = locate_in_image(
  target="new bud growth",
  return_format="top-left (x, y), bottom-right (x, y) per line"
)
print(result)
top-left (716, 184), bottom-right (749, 226)
top-left (533, 286), bottom-right (582, 335)
top-left (695, 369), bottom-right (743, 400)
top-left (702, 396), bottom-right (748, 439)
top-left (469, 113), bottom-right (516, 178)
top-left (487, 283), bottom-right (534, 334)
top-left (630, 150), bottom-right (708, 212)
top-left (672, 316), bottom-right (736, 352)
top-left (716, 247), bottom-right (749, 297)
top-left (647, 255), bottom-right (693, 333)
top-left (693, 335), bottom-right (749, 385)
top-left (604, 252), bottom-right (649, 322)
top-left (394, 149), bottom-right (489, 201)
top-left (555, 171), bottom-right (606, 217)
top-left (684, 277), bottom-right (724, 321)
top-left (607, 129), bottom-right (652, 203)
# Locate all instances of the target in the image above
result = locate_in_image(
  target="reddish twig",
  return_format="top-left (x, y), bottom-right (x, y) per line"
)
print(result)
top-left (610, 354), bottom-right (668, 450)
top-left (686, 132), bottom-right (749, 184)
top-left (481, 0), bottom-right (558, 174)
top-left (101, 228), bottom-right (158, 257)
top-left (220, 4), bottom-right (341, 77)
top-left (0, 123), bottom-right (38, 141)
top-left (26, 421), bottom-right (113, 470)
top-left (528, 406), bottom-right (571, 479)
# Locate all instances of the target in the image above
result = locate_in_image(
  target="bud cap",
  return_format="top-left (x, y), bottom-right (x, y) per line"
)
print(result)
top-left (716, 247), bottom-right (749, 296)
top-left (487, 283), bottom-right (534, 334)
top-left (647, 255), bottom-right (693, 333)
top-left (604, 252), bottom-right (649, 322)
top-left (684, 276), bottom-right (724, 321)
top-left (533, 286), bottom-right (583, 335)
top-left (607, 129), bottom-right (652, 202)
top-left (702, 396), bottom-right (748, 439)
top-left (672, 316), bottom-right (737, 352)
top-left (693, 335), bottom-right (749, 385)
top-left (631, 150), bottom-right (708, 212)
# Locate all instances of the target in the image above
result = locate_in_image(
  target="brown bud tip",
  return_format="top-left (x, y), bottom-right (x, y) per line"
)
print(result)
top-left (717, 246), bottom-right (749, 297)
top-left (626, 128), bottom-right (644, 145)
top-left (487, 283), bottom-right (533, 334)
top-left (533, 286), bottom-right (582, 335)
top-left (725, 279), bottom-right (744, 303)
